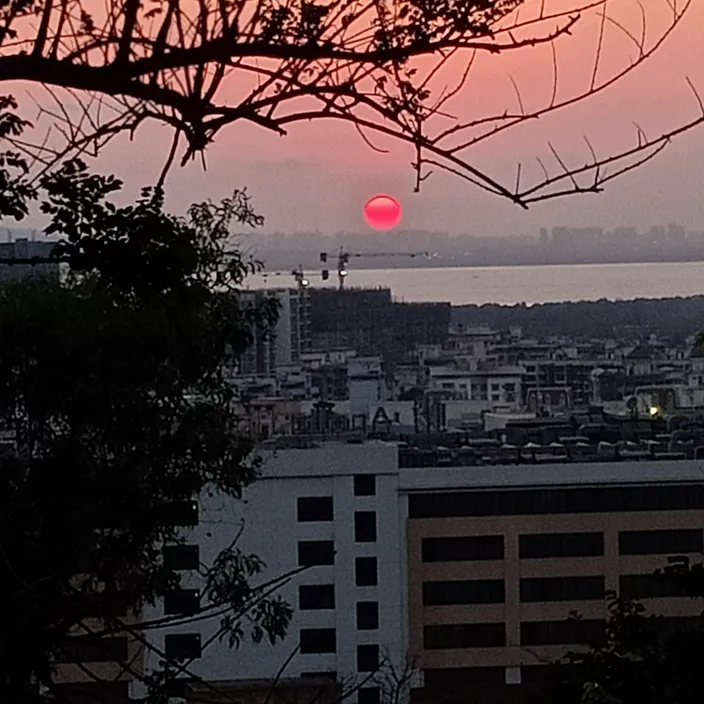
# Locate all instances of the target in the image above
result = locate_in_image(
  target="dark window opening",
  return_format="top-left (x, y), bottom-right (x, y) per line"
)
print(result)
top-left (51, 682), bottom-right (130, 704)
top-left (300, 672), bottom-right (338, 682)
top-left (423, 668), bottom-right (506, 689)
top-left (299, 584), bottom-right (336, 610)
top-left (619, 529), bottom-right (703, 555)
top-left (620, 574), bottom-right (688, 600)
top-left (409, 485), bottom-right (704, 519)
top-left (354, 475), bottom-right (376, 496)
top-left (520, 620), bottom-right (604, 646)
top-left (163, 544), bottom-right (200, 571)
top-left (357, 644), bottom-right (380, 672)
top-left (165, 633), bottom-right (202, 660)
top-left (298, 496), bottom-right (334, 522)
top-left (424, 623), bottom-right (506, 650)
top-left (159, 501), bottom-right (199, 526)
top-left (55, 636), bottom-right (129, 664)
top-left (520, 577), bottom-right (605, 603)
top-left (358, 687), bottom-right (381, 704)
top-left (164, 589), bottom-right (200, 615)
top-left (355, 511), bottom-right (377, 543)
top-left (519, 533), bottom-right (604, 559)
top-left (300, 628), bottom-right (336, 654)
top-left (298, 540), bottom-right (335, 566)
top-left (355, 557), bottom-right (378, 586)
top-left (422, 536), bottom-right (504, 562)
top-left (423, 579), bottom-right (505, 605)
top-left (356, 601), bottom-right (379, 630)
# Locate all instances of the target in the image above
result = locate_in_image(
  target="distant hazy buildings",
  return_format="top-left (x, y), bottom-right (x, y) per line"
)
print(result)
top-left (244, 223), bottom-right (704, 271)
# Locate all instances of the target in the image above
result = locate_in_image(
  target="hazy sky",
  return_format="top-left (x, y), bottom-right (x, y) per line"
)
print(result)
top-left (12, 0), bottom-right (704, 237)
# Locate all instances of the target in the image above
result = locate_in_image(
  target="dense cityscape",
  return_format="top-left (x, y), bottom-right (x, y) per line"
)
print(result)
top-left (4, 234), bottom-right (704, 704)
top-left (2, 3), bottom-right (703, 702)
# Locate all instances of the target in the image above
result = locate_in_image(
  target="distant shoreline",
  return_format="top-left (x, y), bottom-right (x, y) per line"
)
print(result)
top-left (256, 256), bottom-right (704, 273)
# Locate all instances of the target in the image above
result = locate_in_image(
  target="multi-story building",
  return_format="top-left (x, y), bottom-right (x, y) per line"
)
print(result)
top-left (404, 459), bottom-right (704, 700)
top-left (238, 288), bottom-right (312, 376)
top-left (0, 238), bottom-right (59, 282)
top-left (138, 442), bottom-right (406, 703)
top-left (132, 442), bottom-right (704, 704)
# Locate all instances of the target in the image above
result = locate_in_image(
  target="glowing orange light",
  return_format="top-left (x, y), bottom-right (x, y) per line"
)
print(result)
top-left (364, 194), bottom-right (402, 230)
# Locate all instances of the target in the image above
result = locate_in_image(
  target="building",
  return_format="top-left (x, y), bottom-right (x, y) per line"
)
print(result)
top-left (310, 288), bottom-right (451, 363)
top-left (138, 442), bottom-right (407, 703)
top-left (132, 442), bottom-right (704, 704)
top-left (183, 677), bottom-right (340, 704)
top-left (404, 459), bottom-right (704, 701)
top-left (0, 238), bottom-right (59, 282)
top-left (238, 288), bottom-right (312, 376)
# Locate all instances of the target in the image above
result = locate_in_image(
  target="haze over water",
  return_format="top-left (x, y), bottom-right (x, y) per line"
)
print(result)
top-left (247, 262), bottom-right (704, 306)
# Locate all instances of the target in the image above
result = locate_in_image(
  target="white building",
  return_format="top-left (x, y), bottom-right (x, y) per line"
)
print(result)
top-left (139, 442), bottom-right (407, 701)
top-left (238, 288), bottom-right (312, 376)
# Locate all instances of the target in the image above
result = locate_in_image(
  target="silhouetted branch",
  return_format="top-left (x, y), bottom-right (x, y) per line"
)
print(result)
top-left (0, 0), bottom-right (700, 207)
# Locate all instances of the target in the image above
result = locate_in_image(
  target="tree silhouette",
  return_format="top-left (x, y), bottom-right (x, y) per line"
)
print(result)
top-left (0, 165), bottom-right (296, 703)
top-left (1, 0), bottom-right (702, 203)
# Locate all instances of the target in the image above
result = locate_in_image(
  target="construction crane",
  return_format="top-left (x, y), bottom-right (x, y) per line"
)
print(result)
top-left (319, 247), bottom-right (435, 290)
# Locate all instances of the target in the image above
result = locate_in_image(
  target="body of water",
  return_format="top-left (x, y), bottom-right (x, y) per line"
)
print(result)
top-left (246, 261), bottom-right (704, 306)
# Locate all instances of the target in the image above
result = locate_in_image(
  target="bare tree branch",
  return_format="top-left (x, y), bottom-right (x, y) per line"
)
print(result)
top-left (0, 0), bottom-right (700, 207)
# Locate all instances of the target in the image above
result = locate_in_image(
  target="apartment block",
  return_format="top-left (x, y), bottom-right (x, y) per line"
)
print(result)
top-left (404, 461), bottom-right (704, 697)
top-left (130, 443), bottom-right (704, 704)
top-left (138, 442), bottom-right (407, 704)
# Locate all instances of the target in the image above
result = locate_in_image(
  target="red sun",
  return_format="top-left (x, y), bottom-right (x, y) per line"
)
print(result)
top-left (364, 194), bottom-right (402, 231)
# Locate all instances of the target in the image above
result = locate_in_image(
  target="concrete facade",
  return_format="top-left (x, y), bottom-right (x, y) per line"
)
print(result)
top-left (140, 442), bottom-right (407, 700)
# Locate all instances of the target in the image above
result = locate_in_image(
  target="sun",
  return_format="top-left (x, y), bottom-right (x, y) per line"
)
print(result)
top-left (364, 194), bottom-right (402, 231)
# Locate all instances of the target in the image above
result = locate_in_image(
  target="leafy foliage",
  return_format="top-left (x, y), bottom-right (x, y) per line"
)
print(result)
top-left (546, 593), bottom-right (704, 704)
top-left (0, 154), bottom-right (287, 701)
top-left (0, 95), bottom-right (35, 219)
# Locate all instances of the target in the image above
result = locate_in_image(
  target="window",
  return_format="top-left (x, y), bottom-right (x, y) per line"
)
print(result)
top-left (618, 529), bottom-right (703, 555)
top-left (60, 590), bottom-right (127, 620)
top-left (424, 623), bottom-right (506, 650)
top-left (520, 577), bottom-right (605, 603)
top-left (165, 633), bottom-right (202, 660)
top-left (355, 512), bottom-right (377, 543)
top-left (55, 636), bottom-right (129, 664)
top-left (519, 533), bottom-right (604, 559)
top-left (298, 496), bottom-right (334, 522)
top-left (357, 644), bottom-right (379, 672)
top-left (423, 579), bottom-right (505, 605)
top-left (354, 474), bottom-right (376, 496)
top-left (620, 574), bottom-right (687, 600)
top-left (356, 601), bottom-right (379, 630)
top-left (164, 589), bottom-right (200, 615)
top-left (51, 682), bottom-right (130, 704)
top-left (424, 668), bottom-right (506, 689)
top-left (298, 540), bottom-right (335, 566)
top-left (520, 620), bottom-right (604, 646)
top-left (422, 536), bottom-right (504, 562)
top-left (163, 544), bottom-right (200, 571)
top-left (301, 672), bottom-right (337, 682)
top-left (158, 501), bottom-right (199, 526)
top-left (355, 557), bottom-right (378, 586)
top-left (299, 585), bottom-right (335, 610)
top-left (358, 688), bottom-right (381, 704)
top-left (300, 628), bottom-right (336, 654)
top-left (408, 485), bottom-right (704, 519)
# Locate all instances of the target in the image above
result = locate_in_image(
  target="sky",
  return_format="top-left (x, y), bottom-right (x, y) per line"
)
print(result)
top-left (10, 0), bottom-right (704, 237)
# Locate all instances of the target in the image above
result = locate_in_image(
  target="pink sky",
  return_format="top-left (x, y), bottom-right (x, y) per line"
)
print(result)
top-left (12, 0), bottom-right (704, 236)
